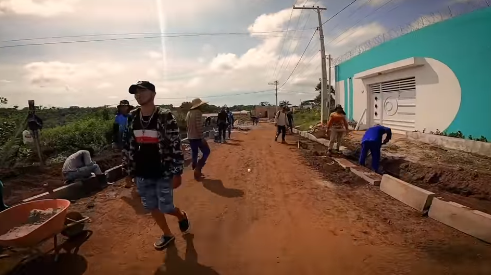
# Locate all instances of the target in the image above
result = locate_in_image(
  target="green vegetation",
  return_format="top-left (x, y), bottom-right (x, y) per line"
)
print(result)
top-left (293, 109), bottom-right (320, 131)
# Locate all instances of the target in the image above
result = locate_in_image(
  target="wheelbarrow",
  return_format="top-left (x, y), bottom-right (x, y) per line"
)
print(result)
top-left (0, 199), bottom-right (89, 264)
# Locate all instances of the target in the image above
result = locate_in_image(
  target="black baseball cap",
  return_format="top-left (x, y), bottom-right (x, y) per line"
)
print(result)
top-left (129, 81), bottom-right (156, 94)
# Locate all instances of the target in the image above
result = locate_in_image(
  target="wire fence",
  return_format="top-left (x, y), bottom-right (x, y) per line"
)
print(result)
top-left (333, 0), bottom-right (490, 66)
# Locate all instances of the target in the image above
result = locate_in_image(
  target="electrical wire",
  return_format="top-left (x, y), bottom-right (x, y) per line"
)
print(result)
top-left (0, 31), bottom-right (306, 49)
top-left (270, 5), bottom-right (295, 81)
top-left (327, 0), bottom-right (397, 47)
top-left (126, 89), bottom-right (276, 102)
top-left (279, 0), bottom-right (314, 81)
top-left (322, 0), bottom-right (360, 26)
top-left (278, 29), bottom-right (317, 89)
top-left (326, 0), bottom-right (374, 32)
top-left (276, 8), bottom-right (305, 81)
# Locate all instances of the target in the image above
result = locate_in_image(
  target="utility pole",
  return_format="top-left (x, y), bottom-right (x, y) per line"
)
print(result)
top-left (293, 5), bottom-right (328, 123)
top-left (327, 54), bottom-right (332, 113)
top-left (268, 80), bottom-right (279, 113)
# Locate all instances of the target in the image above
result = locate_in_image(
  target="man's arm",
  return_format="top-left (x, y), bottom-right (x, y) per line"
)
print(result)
top-left (382, 127), bottom-right (392, 144)
top-left (163, 112), bottom-right (184, 177)
top-left (112, 116), bottom-right (120, 143)
top-left (81, 150), bottom-right (93, 166)
top-left (122, 114), bottom-right (136, 178)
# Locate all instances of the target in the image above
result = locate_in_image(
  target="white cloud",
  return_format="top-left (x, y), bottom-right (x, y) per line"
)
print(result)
top-left (147, 51), bottom-right (163, 60)
top-left (96, 82), bottom-right (113, 89)
top-left (1, 4), bottom-right (389, 107)
top-left (24, 61), bottom-right (124, 89)
top-left (0, 79), bottom-right (11, 83)
top-left (368, 0), bottom-right (388, 6)
top-left (330, 22), bottom-right (387, 47)
top-left (0, 0), bottom-right (79, 17)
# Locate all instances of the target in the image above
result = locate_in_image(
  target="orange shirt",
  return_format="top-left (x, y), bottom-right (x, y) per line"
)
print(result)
top-left (327, 112), bottom-right (348, 130)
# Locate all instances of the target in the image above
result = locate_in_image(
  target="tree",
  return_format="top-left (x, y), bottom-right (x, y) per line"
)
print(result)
top-left (179, 101), bottom-right (193, 111)
top-left (279, 100), bottom-right (290, 107)
top-left (314, 82), bottom-right (335, 104)
top-left (13, 106), bottom-right (18, 110)
top-left (0, 97), bottom-right (7, 105)
top-left (260, 101), bottom-right (271, 106)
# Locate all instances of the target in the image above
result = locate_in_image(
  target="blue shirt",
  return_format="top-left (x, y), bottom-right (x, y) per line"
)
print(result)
top-left (362, 125), bottom-right (392, 144)
top-left (227, 111), bottom-right (234, 123)
top-left (115, 114), bottom-right (129, 133)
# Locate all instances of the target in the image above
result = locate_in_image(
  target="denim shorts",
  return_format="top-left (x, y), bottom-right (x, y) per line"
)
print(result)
top-left (135, 177), bottom-right (175, 213)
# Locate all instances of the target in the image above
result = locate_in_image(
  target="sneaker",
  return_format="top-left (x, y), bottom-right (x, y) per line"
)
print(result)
top-left (154, 235), bottom-right (175, 250)
top-left (179, 211), bottom-right (191, 234)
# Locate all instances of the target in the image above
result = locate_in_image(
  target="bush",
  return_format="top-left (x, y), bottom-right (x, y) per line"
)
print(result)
top-left (40, 118), bottom-right (113, 155)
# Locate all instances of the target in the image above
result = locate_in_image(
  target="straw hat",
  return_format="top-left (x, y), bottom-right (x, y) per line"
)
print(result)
top-left (190, 98), bottom-right (207, 109)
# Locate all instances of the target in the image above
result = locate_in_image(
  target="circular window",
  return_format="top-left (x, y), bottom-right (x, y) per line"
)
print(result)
top-left (375, 104), bottom-right (378, 109)
top-left (374, 112), bottom-right (378, 116)
top-left (375, 97), bottom-right (378, 101)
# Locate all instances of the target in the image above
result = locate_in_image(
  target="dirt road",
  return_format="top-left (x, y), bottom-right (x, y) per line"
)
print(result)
top-left (23, 124), bottom-right (491, 275)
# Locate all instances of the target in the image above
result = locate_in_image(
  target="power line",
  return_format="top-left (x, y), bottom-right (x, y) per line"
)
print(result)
top-left (327, 0), bottom-right (374, 31)
top-left (270, 5), bottom-right (295, 81)
top-left (276, 6), bottom-right (305, 81)
top-left (279, 0), bottom-right (314, 81)
top-left (0, 29), bottom-right (319, 44)
top-left (278, 29), bottom-right (317, 89)
top-left (322, 0), bottom-right (361, 26)
top-left (327, 0), bottom-right (397, 46)
top-left (0, 30), bottom-right (312, 49)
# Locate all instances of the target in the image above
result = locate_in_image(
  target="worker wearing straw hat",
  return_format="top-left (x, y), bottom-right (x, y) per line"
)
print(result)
top-left (186, 98), bottom-right (211, 180)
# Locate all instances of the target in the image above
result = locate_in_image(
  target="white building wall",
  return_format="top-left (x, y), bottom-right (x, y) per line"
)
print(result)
top-left (352, 57), bottom-right (461, 133)
top-left (336, 80), bottom-right (345, 108)
top-left (352, 78), bottom-right (367, 126)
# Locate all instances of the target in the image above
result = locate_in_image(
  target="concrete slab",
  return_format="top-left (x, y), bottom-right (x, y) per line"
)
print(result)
top-left (350, 167), bottom-right (382, 186)
top-left (22, 192), bottom-right (52, 203)
top-left (333, 158), bottom-right (357, 170)
top-left (307, 133), bottom-right (315, 141)
top-left (429, 197), bottom-right (491, 243)
top-left (317, 138), bottom-right (330, 147)
top-left (380, 174), bottom-right (435, 212)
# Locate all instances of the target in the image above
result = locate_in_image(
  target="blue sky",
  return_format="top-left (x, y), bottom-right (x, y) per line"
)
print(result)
top-left (0, 0), bottom-right (479, 108)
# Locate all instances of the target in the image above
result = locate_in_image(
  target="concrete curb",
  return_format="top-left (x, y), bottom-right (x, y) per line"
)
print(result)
top-left (333, 158), bottom-right (357, 170)
top-left (23, 176), bottom-right (103, 203)
top-left (350, 167), bottom-right (382, 186)
top-left (380, 174), bottom-right (435, 213)
top-left (292, 129), bottom-right (491, 243)
top-left (429, 197), bottom-right (491, 243)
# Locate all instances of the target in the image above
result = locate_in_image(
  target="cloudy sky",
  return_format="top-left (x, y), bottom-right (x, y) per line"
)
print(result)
top-left (0, 0), bottom-right (479, 108)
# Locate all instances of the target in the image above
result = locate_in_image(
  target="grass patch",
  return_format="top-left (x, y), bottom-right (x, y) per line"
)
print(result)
top-left (294, 110), bottom-right (320, 131)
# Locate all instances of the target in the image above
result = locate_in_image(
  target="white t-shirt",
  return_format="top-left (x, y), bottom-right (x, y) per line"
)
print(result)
top-left (275, 111), bottom-right (288, 126)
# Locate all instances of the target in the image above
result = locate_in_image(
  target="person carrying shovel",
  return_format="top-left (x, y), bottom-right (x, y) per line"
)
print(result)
top-left (359, 124), bottom-right (392, 173)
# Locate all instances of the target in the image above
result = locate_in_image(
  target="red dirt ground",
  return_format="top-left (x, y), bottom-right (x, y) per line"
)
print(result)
top-left (3, 123), bottom-right (489, 275)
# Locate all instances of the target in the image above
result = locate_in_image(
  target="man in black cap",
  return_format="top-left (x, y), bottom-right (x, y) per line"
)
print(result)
top-left (112, 99), bottom-right (132, 150)
top-left (122, 81), bottom-right (190, 250)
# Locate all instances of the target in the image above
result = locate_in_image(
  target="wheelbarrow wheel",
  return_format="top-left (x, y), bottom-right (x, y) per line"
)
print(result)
top-left (61, 212), bottom-right (86, 238)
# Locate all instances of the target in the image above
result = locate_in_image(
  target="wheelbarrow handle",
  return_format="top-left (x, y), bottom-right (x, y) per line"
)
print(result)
top-left (65, 216), bottom-right (90, 229)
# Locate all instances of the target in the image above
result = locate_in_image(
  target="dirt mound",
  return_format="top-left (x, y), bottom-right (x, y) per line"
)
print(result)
top-left (297, 139), bottom-right (365, 186)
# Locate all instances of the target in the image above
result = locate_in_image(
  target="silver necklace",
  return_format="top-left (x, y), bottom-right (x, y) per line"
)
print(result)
top-left (140, 107), bottom-right (157, 134)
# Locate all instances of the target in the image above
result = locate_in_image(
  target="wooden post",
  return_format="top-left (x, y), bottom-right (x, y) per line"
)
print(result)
top-left (28, 100), bottom-right (44, 166)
